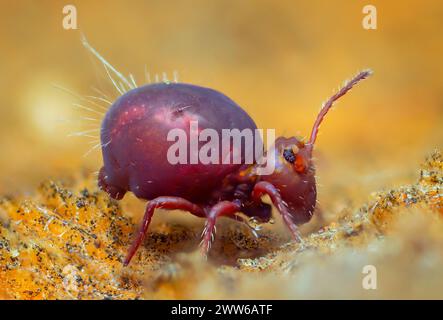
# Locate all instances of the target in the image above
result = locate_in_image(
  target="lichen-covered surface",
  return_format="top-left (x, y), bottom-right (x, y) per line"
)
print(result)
top-left (0, 151), bottom-right (441, 299)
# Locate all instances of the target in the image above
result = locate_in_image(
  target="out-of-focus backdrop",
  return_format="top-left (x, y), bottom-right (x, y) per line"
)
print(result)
top-left (0, 0), bottom-right (442, 210)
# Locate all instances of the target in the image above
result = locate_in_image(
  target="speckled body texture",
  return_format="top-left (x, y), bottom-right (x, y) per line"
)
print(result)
top-left (98, 83), bottom-right (259, 204)
top-left (96, 71), bottom-right (370, 263)
top-left (97, 83), bottom-right (317, 224)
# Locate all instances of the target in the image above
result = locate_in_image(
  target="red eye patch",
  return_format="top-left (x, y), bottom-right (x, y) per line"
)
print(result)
top-left (294, 154), bottom-right (306, 173)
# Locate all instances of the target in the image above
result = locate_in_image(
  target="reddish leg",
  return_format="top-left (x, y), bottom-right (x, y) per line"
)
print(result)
top-left (124, 196), bottom-right (204, 266)
top-left (252, 181), bottom-right (302, 242)
top-left (200, 200), bottom-right (242, 255)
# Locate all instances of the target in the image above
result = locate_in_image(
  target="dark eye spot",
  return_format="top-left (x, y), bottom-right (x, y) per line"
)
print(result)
top-left (283, 149), bottom-right (296, 163)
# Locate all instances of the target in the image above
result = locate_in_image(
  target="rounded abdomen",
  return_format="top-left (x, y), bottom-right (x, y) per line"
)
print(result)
top-left (99, 83), bottom-right (259, 203)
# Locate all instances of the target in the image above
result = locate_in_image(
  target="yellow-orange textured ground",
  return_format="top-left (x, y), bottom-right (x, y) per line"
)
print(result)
top-left (0, 151), bottom-right (441, 299)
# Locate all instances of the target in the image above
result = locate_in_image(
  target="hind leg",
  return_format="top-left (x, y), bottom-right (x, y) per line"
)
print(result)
top-left (200, 200), bottom-right (242, 255)
top-left (124, 196), bottom-right (205, 266)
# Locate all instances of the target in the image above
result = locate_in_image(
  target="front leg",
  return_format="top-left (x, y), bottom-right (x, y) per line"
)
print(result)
top-left (200, 200), bottom-right (242, 255)
top-left (124, 196), bottom-right (205, 266)
top-left (252, 181), bottom-right (302, 242)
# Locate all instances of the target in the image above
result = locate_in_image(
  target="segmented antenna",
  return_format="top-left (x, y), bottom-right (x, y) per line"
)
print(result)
top-left (308, 69), bottom-right (373, 147)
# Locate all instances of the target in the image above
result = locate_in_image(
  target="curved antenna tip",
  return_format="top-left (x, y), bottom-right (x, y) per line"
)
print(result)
top-left (307, 69), bottom-right (373, 147)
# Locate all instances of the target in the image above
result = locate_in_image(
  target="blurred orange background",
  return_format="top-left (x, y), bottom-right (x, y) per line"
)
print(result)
top-left (0, 0), bottom-right (442, 210)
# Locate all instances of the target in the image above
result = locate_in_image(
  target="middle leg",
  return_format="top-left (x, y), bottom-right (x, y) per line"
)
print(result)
top-left (200, 200), bottom-right (242, 254)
